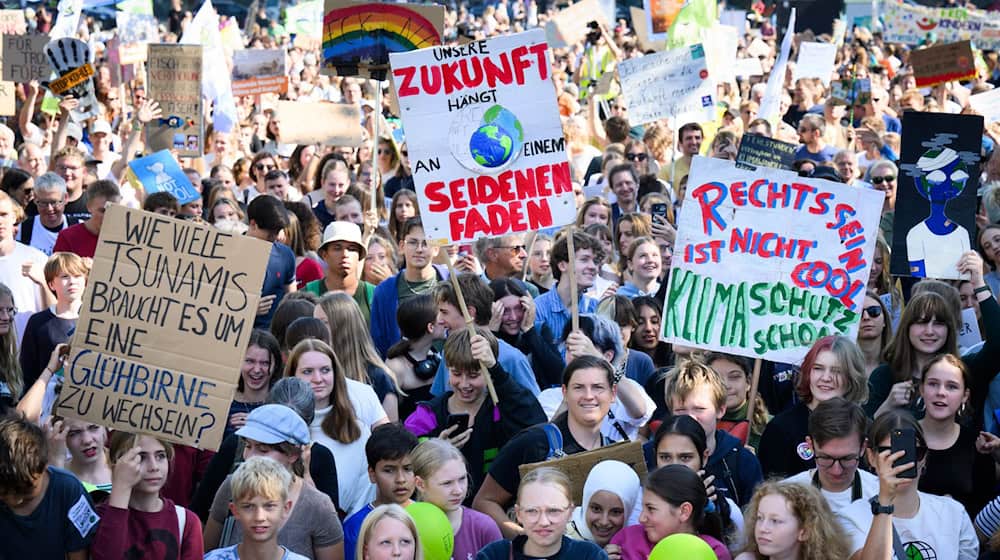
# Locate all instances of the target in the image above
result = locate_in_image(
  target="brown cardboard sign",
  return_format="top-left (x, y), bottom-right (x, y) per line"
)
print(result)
top-left (146, 44), bottom-right (203, 157)
top-left (518, 441), bottom-right (647, 505)
top-left (275, 100), bottom-right (364, 146)
top-left (2, 35), bottom-right (52, 82)
top-left (0, 10), bottom-right (26, 35)
top-left (911, 40), bottom-right (976, 88)
top-left (0, 80), bottom-right (15, 116)
top-left (546, 0), bottom-right (610, 48)
top-left (54, 205), bottom-right (270, 451)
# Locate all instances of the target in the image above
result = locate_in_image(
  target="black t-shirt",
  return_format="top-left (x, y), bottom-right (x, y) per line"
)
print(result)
top-left (920, 424), bottom-right (996, 519)
top-left (487, 416), bottom-right (589, 495)
top-left (0, 467), bottom-right (97, 557)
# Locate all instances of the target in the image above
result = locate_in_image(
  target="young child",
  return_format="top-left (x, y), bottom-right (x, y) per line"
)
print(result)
top-left (357, 504), bottom-right (423, 560)
top-left (0, 414), bottom-right (98, 559)
top-left (204, 456), bottom-right (309, 560)
top-left (664, 360), bottom-right (763, 507)
top-left (343, 423), bottom-right (419, 559)
top-left (411, 438), bottom-right (501, 560)
top-left (91, 432), bottom-right (203, 559)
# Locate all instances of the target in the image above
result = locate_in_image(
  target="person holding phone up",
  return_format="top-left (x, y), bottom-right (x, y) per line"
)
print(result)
top-left (840, 410), bottom-right (978, 560)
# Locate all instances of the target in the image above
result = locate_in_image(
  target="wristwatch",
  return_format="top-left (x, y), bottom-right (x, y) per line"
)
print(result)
top-left (975, 285), bottom-right (992, 296)
top-left (869, 497), bottom-right (894, 516)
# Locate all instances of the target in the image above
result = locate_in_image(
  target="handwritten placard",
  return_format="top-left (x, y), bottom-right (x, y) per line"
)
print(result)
top-left (958, 307), bottom-right (982, 351)
top-left (617, 43), bottom-right (716, 126)
top-left (970, 87), bottom-right (1000, 124)
top-left (910, 41), bottom-right (976, 88)
top-left (54, 205), bottom-right (269, 450)
top-left (232, 49), bottom-right (288, 96)
top-left (2, 35), bottom-right (52, 82)
top-left (146, 44), bottom-right (203, 157)
top-left (735, 134), bottom-right (797, 171)
top-left (0, 80), bottom-right (15, 116)
top-left (793, 42), bottom-right (837, 86)
top-left (662, 157), bottom-right (884, 364)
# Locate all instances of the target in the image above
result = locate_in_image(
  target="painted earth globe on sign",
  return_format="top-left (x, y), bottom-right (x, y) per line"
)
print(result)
top-left (469, 105), bottom-right (524, 168)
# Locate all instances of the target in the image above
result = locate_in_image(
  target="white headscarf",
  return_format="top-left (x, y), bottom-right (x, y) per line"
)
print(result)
top-left (568, 460), bottom-right (642, 542)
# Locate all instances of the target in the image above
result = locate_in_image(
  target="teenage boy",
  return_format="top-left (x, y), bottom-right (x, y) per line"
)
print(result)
top-left (205, 456), bottom-right (308, 560)
top-left (53, 180), bottom-right (121, 258)
top-left (342, 423), bottom-right (419, 559)
top-left (533, 231), bottom-right (605, 347)
top-left (143, 192), bottom-right (180, 217)
top-left (784, 398), bottom-right (878, 514)
top-left (304, 221), bottom-right (375, 323)
top-left (247, 195), bottom-right (296, 329)
top-left (0, 414), bottom-right (98, 559)
top-left (429, 273), bottom-right (539, 397)
top-left (662, 362), bottom-right (763, 507)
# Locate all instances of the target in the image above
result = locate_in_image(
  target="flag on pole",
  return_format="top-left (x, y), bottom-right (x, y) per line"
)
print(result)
top-left (180, 0), bottom-right (238, 133)
top-left (757, 8), bottom-right (796, 125)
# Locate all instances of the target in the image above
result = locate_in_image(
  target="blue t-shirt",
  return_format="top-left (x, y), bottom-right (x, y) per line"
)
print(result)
top-left (255, 242), bottom-right (296, 329)
top-left (793, 144), bottom-right (839, 165)
top-left (0, 467), bottom-right (98, 558)
top-left (205, 544), bottom-right (310, 560)
top-left (342, 502), bottom-right (375, 560)
top-left (312, 200), bottom-right (337, 230)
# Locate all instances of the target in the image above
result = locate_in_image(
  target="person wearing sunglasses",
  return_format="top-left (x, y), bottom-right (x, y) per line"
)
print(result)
top-left (783, 398), bottom-right (878, 516)
top-left (863, 160), bottom-right (898, 215)
top-left (623, 139), bottom-right (654, 177)
top-left (242, 152), bottom-right (280, 205)
top-left (841, 410), bottom-right (978, 560)
top-left (856, 291), bottom-right (891, 379)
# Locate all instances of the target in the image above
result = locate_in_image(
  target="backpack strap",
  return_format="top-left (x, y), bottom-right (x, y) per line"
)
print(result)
top-left (175, 505), bottom-right (186, 539)
top-left (540, 423), bottom-right (565, 460)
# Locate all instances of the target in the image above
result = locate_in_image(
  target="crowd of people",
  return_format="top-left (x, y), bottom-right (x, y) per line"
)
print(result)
top-left (2, 0), bottom-right (1000, 559)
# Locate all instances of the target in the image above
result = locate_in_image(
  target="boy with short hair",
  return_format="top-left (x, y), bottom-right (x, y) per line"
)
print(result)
top-left (0, 414), bottom-right (98, 559)
top-left (142, 191), bottom-right (180, 217)
top-left (53, 179), bottom-right (122, 258)
top-left (663, 360), bottom-right (763, 507)
top-left (341, 423), bottom-right (418, 560)
top-left (205, 456), bottom-right (308, 560)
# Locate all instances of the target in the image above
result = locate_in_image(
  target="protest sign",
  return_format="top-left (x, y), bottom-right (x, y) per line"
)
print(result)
top-left (44, 37), bottom-right (99, 119)
top-left (890, 112), bottom-right (981, 280)
top-left (54, 205), bottom-right (270, 450)
top-left (322, 0), bottom-right (444, 79)
top-left (734, 57), bottom-right (763, 77)
top-left (662, 157), bottom-right (884, 364)
top-left (882, 1), bottom-right (1000, 52)
top-left (2, 35), bottom-right (52, 82)
top-left (0, 10), bottom-right (25, 35)
top-left (389, 29), bottom-right (576, 245)
top-left (703, 24), bottom-right (738, 84)
top-left (126, 151), bottom-right (201, 205)
top-left (830, 78), bottom-right (871, 105)
top-left (719, 9), bottom-right (746, 32)
top-left (643, 0), bottom-right (684, 42)
top-left (519, 441), bottom-right (647, 506)
top-left (630, 6), bottom-right (664, 52)
top-left (274, 100), bottom-right (364, 146)
top-left (969, 87), bottom-right (1000, 124)
top-left (49, 0), bottom-right (83, 40)
top-left (0, 81), bottom-right (14, 116)
top-left (232, 49), bottom-right (288, 96)
top-left (792, 42), bottom-right (836, 86)
top-left (116, 13), bottom-right (158, 64)
top-left (617, 44), bottom-right (716, 126)
top-left (959, 307), bottom-right (983, 352)
top-left (545, 0), bottom-right (609, 48)
top-left (844, 0), bottom-right (875, 30)
top-left (146, 44), bottom-right (203, 157)
top-left (735, 134), bottom-right (797, 171)
top-left (910, 41), bottom-right (976, 88)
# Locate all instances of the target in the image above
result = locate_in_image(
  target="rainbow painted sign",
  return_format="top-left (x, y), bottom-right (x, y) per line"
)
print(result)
top-left (322, 0), bottom-right (444, 79)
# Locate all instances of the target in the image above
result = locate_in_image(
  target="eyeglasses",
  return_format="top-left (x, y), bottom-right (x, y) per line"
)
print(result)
top-left (871, 175), bottom-right (895, 185)
top-left (626, 153), bottom-right (648, 161)
top-left (377, 148), bottom-right (392, 155)
top-left (814, 454), bottom-right (861, 469)
top-left (0, 306), bottom-right (17, 317)
top-left (35, 199), bottom-right (64, 208)
top-left (798, 128), bottom-right (814, 133)
top-left (255, 163), bottom-right (276, 171)
top-left (497, 244), bottom-right (527, 252)
top-left (405, 239), bottom-right (430, 249)
top-left (518, 505), bottom-right (571, 522)
top-left (862, 305), bottom-right (882, 318)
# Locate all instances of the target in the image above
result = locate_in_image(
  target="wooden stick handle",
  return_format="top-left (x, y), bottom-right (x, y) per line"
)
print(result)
top-left (445, 255), bottom-right (500, 404)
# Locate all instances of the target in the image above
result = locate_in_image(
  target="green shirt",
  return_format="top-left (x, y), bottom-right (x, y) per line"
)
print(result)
top-left (304, 278), bottom-right (375, 325)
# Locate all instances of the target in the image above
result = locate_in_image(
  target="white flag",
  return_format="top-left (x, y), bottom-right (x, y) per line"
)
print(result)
top-left (180, 0), bottom-right (238, 133)
top-left (758, 8), bottom-right (796, 124)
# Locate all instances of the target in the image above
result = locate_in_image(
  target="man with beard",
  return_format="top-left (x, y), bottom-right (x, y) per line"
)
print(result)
top-left (304, 221), bottom-right (374, 324)
top-left (533, 231), bottom-right (605, 346)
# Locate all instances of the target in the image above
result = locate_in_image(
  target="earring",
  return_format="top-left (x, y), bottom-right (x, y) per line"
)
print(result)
top-left (958, 402), bottom-right (969, 417)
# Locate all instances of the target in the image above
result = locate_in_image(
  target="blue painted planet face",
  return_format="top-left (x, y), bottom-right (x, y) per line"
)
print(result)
top-left (916, 148), bottom-right (968, 203)
top-left (468, 105), bottom-right (524, 169)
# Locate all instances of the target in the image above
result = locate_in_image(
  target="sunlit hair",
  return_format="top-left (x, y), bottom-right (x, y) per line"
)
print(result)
top-left (410, 438), bottom-right (467, 501)
top-left (0, 283), bottom-right (20, 397)
top-left (884, 292), bottom-right (958, 384)
top-left (108, 431), bottom-right (174, 464)
top-left (357, 504), bottom-right (423, 560)
top-left (284, 339), bottom-right (360, 443)
top-left (388, 189), bottom-right (420, 243)
top-left (615, 213), bottom-right (651, 272)
top-left (740, 481), bottom-right (851, 560)
top-left (575, 197), bottom-right (612, 228)
top-left (665, 359), bottom-right (727, 411)
top-left (443, 326), bottom-right (498, 374)
top-left (863, 289), bottom-right (892, 353)
top-left (316, 292), bottom-right (398, 389)
top-left (794, 335), bottom-right (868, 404)
top-left (518, 466), bottom-right (572, 505)
top-left (231, 455), bottom-right (292, 503)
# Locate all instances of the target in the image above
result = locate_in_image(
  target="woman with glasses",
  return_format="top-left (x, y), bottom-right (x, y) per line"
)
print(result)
top-left (856, 291), bottom-right (892, 378)
top-left (243, 152), bottom-right (279, 204)
top-left (376, 137), bottom-right (400, 185)
top-left (477, 467), bottom-right (607, 560)
top-left (623, 139), bottom-right (656, 177)
top-left (865, 251), bottom-right (1000, 423)
top-left (841, 410), bottom-right (978, 559)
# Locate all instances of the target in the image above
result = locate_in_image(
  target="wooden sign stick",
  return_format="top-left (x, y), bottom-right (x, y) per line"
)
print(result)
top-left (566, 228), bottom-right (580, 332)
top-left (445, 256), bottom-right (500, 404)
top-left (745, 358), bottom-right (763, 445)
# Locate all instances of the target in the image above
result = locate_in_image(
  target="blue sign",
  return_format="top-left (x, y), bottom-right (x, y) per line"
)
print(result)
top-left (128, 150), bottom-right (200, 205)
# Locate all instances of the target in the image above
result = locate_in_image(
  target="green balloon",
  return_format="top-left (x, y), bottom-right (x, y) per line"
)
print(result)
top-left (405, 502), bottom-right (454, 560)
top-left (649, 533), bottom-right (717, 560)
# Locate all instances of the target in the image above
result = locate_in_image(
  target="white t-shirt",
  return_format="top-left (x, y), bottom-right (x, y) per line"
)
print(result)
top-left (17, 215), bottom-right (65, 255)
top-left (783, 469), bottom-right (879, 515)
top-left (309, 378), bottom-right (387, 516)
top-left (905, 222), bottom-right (970, 279)
top-left (839, 491), bottom-right (978, 560)
top-left (0, 241), bottom-right (48, 345)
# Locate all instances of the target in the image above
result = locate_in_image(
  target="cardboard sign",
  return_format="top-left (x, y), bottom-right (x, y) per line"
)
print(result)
top-left (232, 49), bottom-right (288, 96)
top-left (630, 6), bottom-right (664, 52)
top-left (910, 41), bottom-right (976, 88)
top-left (890, 112), bottom-right (981, 280)
top-left (116, 13), bottom-right (158, 65)
top-left (54, 205), bottom-right (270, 451)
top-left (2, 35), bottom-right (51, 82)
top-left (0, 10), bottom-right (26, 35)
top-left (735, 133), bottom-right (797, 171)
top-left (0, 80), bottom-right (15, 116)
top-left (830, 78), bottom-right (871, 106)
top-left (617, 43), bottom-right (716, 126)
top-left (662, 157), bottom-right (884, 364)
top-left (518, 441), bottom-right (647, 506)
top-left (146, 44), bottom-right (203, 157)
top-left (644, 0), bottom-right (684, 42)
top-left (126, 150), bottom-right (201, 205)
top-left (389, 29), bottom-right (576, 245)
top-left (969, 87), bottom-right (1000, 124)
top-left (545, 0), bottom-right (610, 48)
top-left (792, 42), bottom-right (837, 86)
top-left (48, 62), bottom-right (94, 95)
top-left (321, 0), bottom-right (444, 80)
top-left (274, 100), bottom-right (364, 146)
top-left (882, 1), bottom-right (1000, 52)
